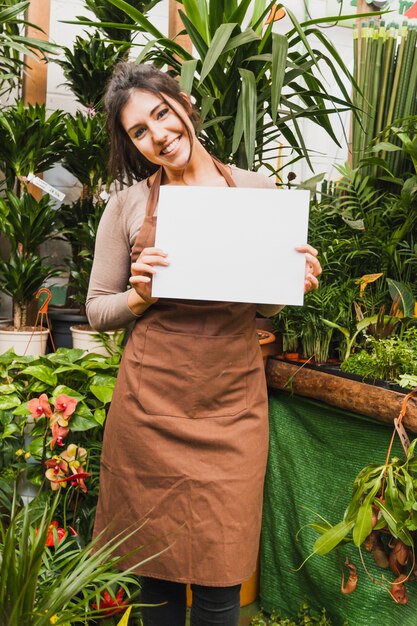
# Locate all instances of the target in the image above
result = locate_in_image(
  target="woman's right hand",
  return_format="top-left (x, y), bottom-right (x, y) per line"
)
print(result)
top-left (129, 247), bottom-right (169, 304)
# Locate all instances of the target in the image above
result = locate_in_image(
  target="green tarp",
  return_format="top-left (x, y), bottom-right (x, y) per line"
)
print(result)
top-left (261, 391), bottom-right (416, 626)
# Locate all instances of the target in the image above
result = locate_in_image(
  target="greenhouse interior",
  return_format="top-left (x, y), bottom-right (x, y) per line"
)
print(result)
top-left (1, 0), bottom-right (417, 625)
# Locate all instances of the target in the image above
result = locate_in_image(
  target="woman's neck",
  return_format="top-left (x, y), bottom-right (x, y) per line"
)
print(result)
top-left (161, 142), bottom-right (226, 186)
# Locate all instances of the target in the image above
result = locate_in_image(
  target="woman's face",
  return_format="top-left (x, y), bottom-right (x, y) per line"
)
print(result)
top-left (120, 89), bottom-right (193, 173)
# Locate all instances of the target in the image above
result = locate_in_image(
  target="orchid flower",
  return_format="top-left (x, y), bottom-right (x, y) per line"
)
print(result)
top-left (28, 393), bottom-right (53, 419)
top-left (45, 456), bottom-right (69, 491)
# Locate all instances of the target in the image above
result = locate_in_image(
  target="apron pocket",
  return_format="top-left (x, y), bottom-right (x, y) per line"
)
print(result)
top-left (138, 327), bottom-right (248, 418)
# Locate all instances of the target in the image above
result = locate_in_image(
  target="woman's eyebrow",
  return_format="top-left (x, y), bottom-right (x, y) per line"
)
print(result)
top-left (126, 102), bottom-right (166, 133)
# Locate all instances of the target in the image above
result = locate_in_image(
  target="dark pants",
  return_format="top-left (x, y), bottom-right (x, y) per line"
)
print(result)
top-left (140, 576), bottom-right (241, 626)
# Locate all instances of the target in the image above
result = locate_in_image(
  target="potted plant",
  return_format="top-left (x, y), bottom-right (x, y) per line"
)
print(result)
top-left (0, 191), bottom-right (63, 354)
top-left (308, 389), bottom-right (417, 604)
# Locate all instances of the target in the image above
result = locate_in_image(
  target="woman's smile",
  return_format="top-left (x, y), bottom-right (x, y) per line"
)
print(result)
top-left (160, 135), bottom-right (181, 155)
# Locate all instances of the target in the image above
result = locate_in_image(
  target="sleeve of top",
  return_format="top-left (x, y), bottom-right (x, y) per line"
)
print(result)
top-left (86, 193), bottom-right (141, 331)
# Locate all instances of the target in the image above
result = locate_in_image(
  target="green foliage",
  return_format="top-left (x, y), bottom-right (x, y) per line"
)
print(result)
top-left (0, 491), bottom-right (142, 626)
top-left (250, 601), bottom-right (337, 625)
top-left (0, 191), bottom-right (63, 330)
top-left (0, 102), bottom-right (67, 188)
top-left (311, 439), bottom-right (417, 554)
top-left (341, 330), bottom-right (417, 383)
top-left (0, 347), bottom-right (122, 537)
top-left (0, 251), bottom-right (60, 313)
top-left (100, 0), bottom-right (355, 171)
top-left (62, 111), bottom-right (111, 195)
top-left (58, 198), bottom-right (107, 312)
top-left (0, 0), bottom-right (58, 94)
top-left (56, 32), bottom-right (128, 110)
top-left (77, 0), bottom-right (163, 42)
top-left (0, 191), bottom-right (60, 253)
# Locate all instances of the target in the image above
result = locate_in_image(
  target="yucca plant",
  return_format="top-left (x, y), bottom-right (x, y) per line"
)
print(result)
top-left (0, 191), bottom-right (61, 253)
top-left (87, 0), bottom-right (357, 173)
top-left (0, 491), bottom-right (143, 626)
top-left (0, 252), bottom-right (60, 331)
top-left (0, 191), bottom-right (62, 330)
top-left (0, 0), bottom-right (58, 94)
top-left (56, 32), bottom-right (129, 110)
top-left (62, 111), bottom-right (112, 198)
top-left (0, 102), bottom-right (67, 190)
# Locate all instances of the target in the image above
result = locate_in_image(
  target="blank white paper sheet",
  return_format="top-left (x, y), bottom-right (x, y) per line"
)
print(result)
top-left (152, 186), bottom-right (310, 306)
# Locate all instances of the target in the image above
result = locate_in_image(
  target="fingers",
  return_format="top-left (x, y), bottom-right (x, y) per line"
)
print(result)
top-left (296, 244), bottom-right (318, 256)
top-left (304, 273), bottom-right (319, 293)
top-left (296, 243), bottom-right (322, 294)
top-left (305, 252), bottom-right (322, 277)
top-left (132, 249), bottom-right (169, 274)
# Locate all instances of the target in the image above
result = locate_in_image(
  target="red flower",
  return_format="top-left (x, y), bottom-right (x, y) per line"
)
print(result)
top-left (28, 394), bottom-right (53, 419)
top-left (36, 521), bottom-right (78, 547)
top-left (92, 588), bottom-right (127, 617)
top-left (54, 395), bottom-right (78, 418)
top-left (45, 521), bottom-right (67, 546)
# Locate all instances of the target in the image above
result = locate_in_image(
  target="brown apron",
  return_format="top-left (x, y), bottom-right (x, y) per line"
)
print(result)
top-left (94, 158), bottom-right (269, 586)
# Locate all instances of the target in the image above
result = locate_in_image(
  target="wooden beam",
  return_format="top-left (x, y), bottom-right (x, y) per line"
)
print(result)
top-left (266, 359), bottom-right (417, 433)
top-left (168, 0), bottom-right (192, 54)
top-left (22, 0), bottom-right (51, 105)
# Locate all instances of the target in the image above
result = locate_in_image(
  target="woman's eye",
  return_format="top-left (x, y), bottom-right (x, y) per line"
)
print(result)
top-left (157, 107), bottom-right (169, 119)
top-left (134, 127), bottom-right (146, 139)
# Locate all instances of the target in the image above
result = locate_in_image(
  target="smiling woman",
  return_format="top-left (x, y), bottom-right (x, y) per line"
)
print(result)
top-left (86, 62), bottom-right (321, 626)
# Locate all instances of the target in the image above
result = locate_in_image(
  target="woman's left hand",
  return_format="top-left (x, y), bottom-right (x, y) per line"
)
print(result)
top-left (296, 244), bottom-right (322, 294)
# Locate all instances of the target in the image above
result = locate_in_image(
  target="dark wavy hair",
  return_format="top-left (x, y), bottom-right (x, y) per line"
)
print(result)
top-left (104, 62), bottom-right (200, 185)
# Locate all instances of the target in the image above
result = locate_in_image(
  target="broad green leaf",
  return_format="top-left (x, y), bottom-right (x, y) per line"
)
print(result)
top-left (298, 172), bottom-right (325, 191)
top-left (232, 91), bottom-right (244, 153)
top-left (386, 278), bottom-right (415, 317)
top-left (199, 23), bottom-right (236, 84)
top-left (2, 422), bottom-right (19, 439)
top-left (352, 501), bottom-right (373, 547)
top-left (238, 68), bottom-right (257, 168)
top-left (27, 435), bottom-right (45, 457)
top-left (90, 385), bottom-right (114, 405)
top-left (271, 33), bottom-right (288, 124)
top-left (20, 365), bottom-right (57, 387)
top-left (372, 141), bottom-right (402, 153)
top-left (51, 386), bottom-right (84, 402)
top-left (0, 384), bottom-right (16, 395)
top-left (182, 0), bottom-right (209, 42)
top-left (90, 374), bottom-right (117, 387)
top-left (180, 59), bottom-right (198, 95)
top-left (313, 519), bottom-right (354, 555)
top-left (70, 414), bottom-right (99, 432)
top-left (108, 0), bottom-right (163, 39)
top-left (222, 28), bottom-right (259, 54)
top-left (93, 407), bottom-right (106, 426)
top-left (376, 500), bottom-right (413, 546)
top-left (0, 394), bottom-right (21, 410)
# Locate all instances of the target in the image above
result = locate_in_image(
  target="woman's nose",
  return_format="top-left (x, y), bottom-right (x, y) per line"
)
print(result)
top-left (151, 125), bottom-right (168, 144)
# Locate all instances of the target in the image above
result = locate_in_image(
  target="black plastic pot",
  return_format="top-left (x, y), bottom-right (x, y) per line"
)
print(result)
top-left (48, 308), bottom-right (88, 349)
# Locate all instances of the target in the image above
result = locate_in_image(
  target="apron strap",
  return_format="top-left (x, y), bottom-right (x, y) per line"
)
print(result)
top-left (145, 155), bottom-right (237, 218)
top-left (211, 157), bottom-right (237, 188)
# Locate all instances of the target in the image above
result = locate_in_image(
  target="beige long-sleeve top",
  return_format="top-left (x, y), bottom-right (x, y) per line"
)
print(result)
top-left (86, 165), bottom-right (284, 331)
